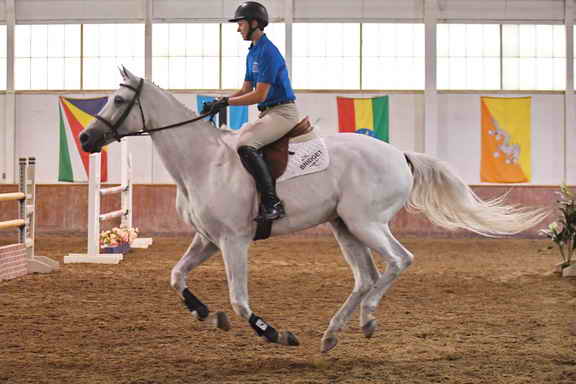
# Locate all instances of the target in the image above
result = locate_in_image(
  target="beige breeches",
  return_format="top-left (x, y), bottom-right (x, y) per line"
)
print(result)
top-left (237, 103), bottom-right (299, 150)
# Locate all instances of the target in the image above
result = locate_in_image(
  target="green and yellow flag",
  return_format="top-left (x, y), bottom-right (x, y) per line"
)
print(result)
top-left (336, 96), bottom-right (389, 142)
top-left (481, 96), bottom-right (531, 183)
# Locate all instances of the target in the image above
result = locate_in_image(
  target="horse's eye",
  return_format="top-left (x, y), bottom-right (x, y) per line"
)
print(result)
top-left (114, 95), bottom-right (125, 104)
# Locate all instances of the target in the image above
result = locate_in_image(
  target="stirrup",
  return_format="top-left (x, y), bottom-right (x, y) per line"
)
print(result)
top-left (256, 200), bottom-right (285, 222)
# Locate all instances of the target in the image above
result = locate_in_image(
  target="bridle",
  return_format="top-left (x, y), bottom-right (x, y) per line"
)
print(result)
top-left (94, 78), bottom-right (213, 142)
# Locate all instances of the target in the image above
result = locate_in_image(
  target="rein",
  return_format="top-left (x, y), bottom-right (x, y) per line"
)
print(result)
top-left (95, 78), bottom-right (214, 142)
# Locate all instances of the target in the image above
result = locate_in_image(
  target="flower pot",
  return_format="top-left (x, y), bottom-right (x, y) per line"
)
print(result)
top-left (101, 242), bottom-right (130, 255)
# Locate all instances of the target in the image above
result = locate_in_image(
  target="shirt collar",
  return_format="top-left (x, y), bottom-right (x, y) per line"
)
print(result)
top-left (249, 33), bottom-right (268, 50)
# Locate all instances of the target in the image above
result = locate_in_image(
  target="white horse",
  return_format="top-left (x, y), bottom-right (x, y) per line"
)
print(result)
top-left (79, 68), bottom-right (548, 353)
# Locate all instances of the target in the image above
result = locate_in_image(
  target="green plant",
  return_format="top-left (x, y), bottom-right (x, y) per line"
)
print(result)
top-left (541, 185), bottom-right (576, 268)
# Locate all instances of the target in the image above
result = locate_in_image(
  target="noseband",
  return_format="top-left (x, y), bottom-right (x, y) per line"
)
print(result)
top-left (94, 78), bottom-right (214, 142)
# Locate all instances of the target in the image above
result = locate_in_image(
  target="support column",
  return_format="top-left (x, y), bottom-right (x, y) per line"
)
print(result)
top-left (2, 0), bottom-right (16, 183)
top-left (284, 0), bottom-right (293, 77)
top-left (144, 0), bottom-right (152, 81)
top-left (143, 0), bottom-right (155, 182)
top-left (564, 0), bottom-right (574, 185)
top-left (424, 0), bottom-right (439, 156)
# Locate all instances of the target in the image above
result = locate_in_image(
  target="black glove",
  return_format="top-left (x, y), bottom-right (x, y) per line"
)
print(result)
top-left (201, 97), bottom-right (229, 115)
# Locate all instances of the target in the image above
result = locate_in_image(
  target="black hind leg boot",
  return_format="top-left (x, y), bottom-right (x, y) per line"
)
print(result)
top-left (237, 146), bottom-right (285, 221)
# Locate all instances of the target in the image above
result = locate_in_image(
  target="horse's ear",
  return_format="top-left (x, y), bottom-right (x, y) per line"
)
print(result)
top-left (119, 66), bottom-right (128, 81)
top-left (121, 66), bottom-right (137, 81)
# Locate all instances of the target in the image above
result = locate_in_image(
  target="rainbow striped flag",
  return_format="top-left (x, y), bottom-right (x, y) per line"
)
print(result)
top-left (481, 96), bottom-right (531, 183)
top-left (337, 96), bottom-right (389, 142)
top-left (59, 96), bottom-right (108, 182)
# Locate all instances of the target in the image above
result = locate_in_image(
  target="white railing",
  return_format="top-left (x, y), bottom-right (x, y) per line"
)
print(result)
top-left (0, 157), bottom-right (59, 281)
top-left (65, 142), bottom-right (152, 264)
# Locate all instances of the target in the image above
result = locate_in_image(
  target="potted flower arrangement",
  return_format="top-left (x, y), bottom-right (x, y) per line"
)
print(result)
top-left (100, 226), bottom-right (139, 255)
top-left (541, 185), bottom-right (576, 277)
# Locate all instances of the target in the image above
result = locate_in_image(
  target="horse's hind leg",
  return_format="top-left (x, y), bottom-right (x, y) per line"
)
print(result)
top-left (321, 218), bottom-right (381, 353)
top-left (170, 233), bottom-right (230, 330)
top-left (351, 224), bottom-right (414, 338)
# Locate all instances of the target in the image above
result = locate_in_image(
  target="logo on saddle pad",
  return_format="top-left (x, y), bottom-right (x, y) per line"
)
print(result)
top-left (278, 138), bottom-right (329, 183)
top-left (300, 149), bottom-right (323, 170)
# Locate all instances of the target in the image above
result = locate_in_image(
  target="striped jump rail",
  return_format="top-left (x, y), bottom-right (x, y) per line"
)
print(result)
top-left (0, 158), bottom-right (59, 281)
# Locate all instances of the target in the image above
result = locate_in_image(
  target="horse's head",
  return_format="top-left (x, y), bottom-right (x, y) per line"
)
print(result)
top-left (79, 67), bottom-right (145, 153)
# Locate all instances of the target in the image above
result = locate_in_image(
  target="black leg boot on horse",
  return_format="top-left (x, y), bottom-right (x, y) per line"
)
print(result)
top-left (237, 146), bottom-right (285, 221)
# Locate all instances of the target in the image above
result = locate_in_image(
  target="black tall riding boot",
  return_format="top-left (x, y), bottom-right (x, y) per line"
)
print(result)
top-left (237, 146), bottom-right (285, 221)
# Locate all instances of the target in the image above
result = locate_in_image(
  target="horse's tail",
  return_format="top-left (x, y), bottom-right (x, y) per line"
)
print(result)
top-left (404, 151), bottom-right (550, 236)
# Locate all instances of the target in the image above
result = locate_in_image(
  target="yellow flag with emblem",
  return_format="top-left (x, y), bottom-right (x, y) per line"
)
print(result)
top-left (481, 97), bottom-right (531, 183)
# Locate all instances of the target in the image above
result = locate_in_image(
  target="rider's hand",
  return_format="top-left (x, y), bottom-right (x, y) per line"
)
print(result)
top-left (201, 97), bottom-right (229, 115)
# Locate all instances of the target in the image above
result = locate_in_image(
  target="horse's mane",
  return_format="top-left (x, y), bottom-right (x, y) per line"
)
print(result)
top-left (149, 81), bottom-right (199, 117)
top-left (148, 79), bottom-right (238, 137)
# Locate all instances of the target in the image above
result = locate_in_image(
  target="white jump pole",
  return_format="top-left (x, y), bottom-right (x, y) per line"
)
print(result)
top-left (121, 140), bottom-right (131, 230)
top-left (125, 148), bottom-right (153, 249)
top-left (118, 143), bottom-right (153, 249)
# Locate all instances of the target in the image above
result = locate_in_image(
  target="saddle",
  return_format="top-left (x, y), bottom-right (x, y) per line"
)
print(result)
top-left (251, 117), bottom-right (313, 241)
top-left (261, 116), bottom-right (314, 180)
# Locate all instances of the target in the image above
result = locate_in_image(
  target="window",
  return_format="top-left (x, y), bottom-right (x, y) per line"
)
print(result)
top-left (292, 23), bottom-right (360, 89)
top-left (221, 23), bottom-right (285, 89)
top-left (502, 24), bottom-right (565, 90)
top-left (362, 23), bottom-right (424, 90)
top-left (15, 24), bottom-right (80, 90)
top-left (84, 24), bottom-right (145, 90)
top-left (8, 22), bottom-right (570, 92)
top-left (437, 24), bottom-right (500, 90)
top-left (152, 23), bottom-right (219, 89)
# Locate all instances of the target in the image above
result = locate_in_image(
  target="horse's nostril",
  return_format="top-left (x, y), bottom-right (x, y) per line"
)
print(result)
top-left (79, 132), bottom-right (89, 144)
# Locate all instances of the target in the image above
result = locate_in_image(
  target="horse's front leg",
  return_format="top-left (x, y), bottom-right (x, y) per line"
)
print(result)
top-left (220, 239), bottom-right (299, 347)
top-left (171, 233), bottom-right (230, 331)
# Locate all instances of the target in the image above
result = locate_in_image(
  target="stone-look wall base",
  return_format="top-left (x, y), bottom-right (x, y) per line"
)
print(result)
top-left (0, 243), bottom-right (28, 281)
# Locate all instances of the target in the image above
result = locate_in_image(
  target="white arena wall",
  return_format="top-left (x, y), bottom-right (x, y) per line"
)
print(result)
top-left (8, 91), bottom-right (576, 186)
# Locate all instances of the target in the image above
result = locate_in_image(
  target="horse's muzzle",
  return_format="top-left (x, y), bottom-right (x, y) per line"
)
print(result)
top-left (79, 131), bottom-right (102, 153)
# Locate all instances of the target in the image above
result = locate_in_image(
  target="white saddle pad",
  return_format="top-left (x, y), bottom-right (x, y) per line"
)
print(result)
top-left (278, 137), bottom-right (330, 183)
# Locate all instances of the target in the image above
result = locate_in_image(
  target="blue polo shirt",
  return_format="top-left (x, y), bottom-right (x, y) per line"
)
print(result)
top-left (245, 34), bottom-right (295, 109)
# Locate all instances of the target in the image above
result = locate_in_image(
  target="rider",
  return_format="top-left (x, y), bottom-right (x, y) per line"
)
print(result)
top-left (203, 1), bottom-right (299, 221)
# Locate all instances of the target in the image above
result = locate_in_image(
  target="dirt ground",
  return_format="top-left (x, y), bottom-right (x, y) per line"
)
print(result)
top-left (1, 235), bottom-right (575, 384)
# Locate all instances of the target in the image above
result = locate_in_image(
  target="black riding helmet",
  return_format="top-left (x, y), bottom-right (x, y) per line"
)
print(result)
top-left (229, 1), bottom-right (269, 38)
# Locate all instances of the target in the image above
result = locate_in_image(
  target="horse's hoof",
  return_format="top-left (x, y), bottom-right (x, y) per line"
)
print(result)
top-left (278, 331), bottom-right (300, 346)
top-left (216, 311), bottom-right (231, 331)
top-left (362, 319), bottom-right (377, 338)
top-left (320, 335), bottom-right (338, 353)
